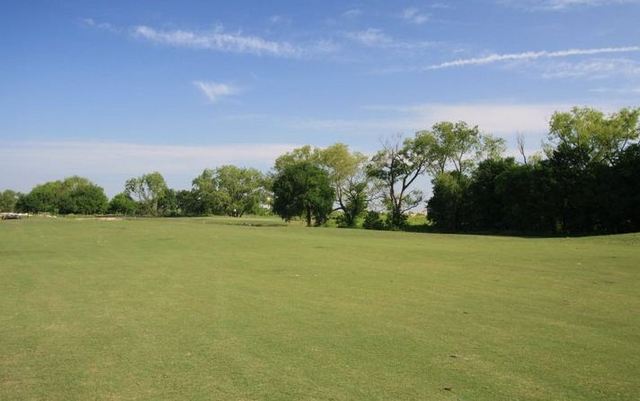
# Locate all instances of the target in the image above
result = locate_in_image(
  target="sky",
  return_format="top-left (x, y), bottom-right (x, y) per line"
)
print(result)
top-left (1, 0), bottom-right (639, 196)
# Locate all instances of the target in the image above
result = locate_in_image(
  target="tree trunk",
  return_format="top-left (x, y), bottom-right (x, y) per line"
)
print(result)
top-left (306, 207), bottom-right (312, 227)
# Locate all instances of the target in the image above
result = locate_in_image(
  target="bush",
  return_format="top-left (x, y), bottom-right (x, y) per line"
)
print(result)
top-left (363, 211), bottom-right (386, 230)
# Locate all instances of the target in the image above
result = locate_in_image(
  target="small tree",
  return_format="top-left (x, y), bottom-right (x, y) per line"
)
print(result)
top-left (272, 161), bottom-right (334, 226)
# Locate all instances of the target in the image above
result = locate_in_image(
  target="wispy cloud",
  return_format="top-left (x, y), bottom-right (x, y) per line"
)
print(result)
top-left (192, 81), bottom-right (240, 103)
top-left (0, 141), bottom-right (297, 195)
top-left (426, 46), bottom-right (640, 70)
top-left (342, 9), bottom-right (362, 18)
top-left (268, 15), bottom-right (292, 25)
top-left (132, 25), bottom-right (300, 57)
top-left (401, 8), bottom-right (430, 24)
top-left (502, 0), bottom-right (640, 10)
top-left (345, 28), bottom-right (434, 50)
top-left (589, 86), bottom-right (640, 93)
top-left (291, 102), bottom-right (628, 138)
top-left (80, 18), bottom-right (119, 33)
top-left (540, 58), bottom-right (640, 79)
top-left (360, 102), bottom-right (573, 134)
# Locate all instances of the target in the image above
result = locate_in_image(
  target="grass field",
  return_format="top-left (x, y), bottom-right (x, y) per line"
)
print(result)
top-left (1, 217), bottom-right (639, 401)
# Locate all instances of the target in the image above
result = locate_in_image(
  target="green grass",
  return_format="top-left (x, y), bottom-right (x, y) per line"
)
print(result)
top-left (1, 217), bottom-right (639, 401)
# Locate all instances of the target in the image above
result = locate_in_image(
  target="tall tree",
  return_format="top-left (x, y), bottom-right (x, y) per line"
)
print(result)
top-left (272, 161), bottom-right (334, 226)
top-left (318, 143), bottom-right (371, 225)
top-left (191, 169), bottom-right (223, 215)
top-left (0, 190), bottom-right (20, 212)
top-left (212, 165), bottom-right (268, 217)
top-left (367, 133), bottom-right (435, 228)
top-left (124, 172), bottom-right (168, 216)
top-left (547, 107), bottom-right (640, 164)
top-left (422, 121), bottom-right (506, 177)
top-left (275, 144), bottom-right (373, 225)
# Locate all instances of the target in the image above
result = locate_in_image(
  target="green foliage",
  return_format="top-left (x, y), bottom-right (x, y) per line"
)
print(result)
top-left (108, 193), bottom-right (138, 215)
top-left (124, 172), bottom-right (168, 216)
top-left (212, 165), bottom-right (268, 217)
top-left (272, 161), bottom-right (335, 226)
top-left (275, 143), bottom-right (371, 223)
top-left (158, 188), bottom-right (180, 217)
top-left (548, 107), bottom-right (640, 164)
top-left (362, 210), bottom-right (386, 230)
top-left (187, 166), bottom-right (268, 217)
top-left (421, 121), bottom-right (506, 176)
top-left (367, 135), bottom-right (431, 228)
top-left (426, 172), bottom-right (470, 231)
top-left (340, 181), bottom-right (368, 227)
top-left (0, 190), bottom-right (20, 212)
top-left (190, 169), bottom-right (224, 215)
top-left (16, 176), bottom-right (107, 215)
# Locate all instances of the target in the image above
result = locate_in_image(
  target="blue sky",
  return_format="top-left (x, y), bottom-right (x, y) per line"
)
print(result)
top-left (1, 0), bottom-right (639, 195)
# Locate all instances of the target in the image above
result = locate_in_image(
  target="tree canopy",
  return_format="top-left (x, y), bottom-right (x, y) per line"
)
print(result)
top-left (272, 161), bottom-right (334, 226)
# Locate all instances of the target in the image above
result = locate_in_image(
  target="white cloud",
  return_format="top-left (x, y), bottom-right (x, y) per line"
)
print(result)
top-left (132, 25), bottom-right (300, 57)
top-left (540, 58), bottom-right (640, 79)
top-left (292, 102), bottom-right (628, 138)
top-left (589, 86), bottom-right (640, 93)
top-left (0, 141), bottom-right (297, 195)
top-left (342, 9), bottom-right (362, 18)
top-left (192, 81), bottom-right (239, 103)
top-left (346, 28), bottom-right (393, 47)
top-left (401, 8), bottom-right (430, 24)
top-left (80, 18), bottom-right (119, 33)
top-left (426, 46), bottom-right (640, 69)
top-left (345, 28), bottom-right (433, 49)
top-left (359, 103), bottom-right (571, 135)
top-left (502, 0), bottom-right (640, 10)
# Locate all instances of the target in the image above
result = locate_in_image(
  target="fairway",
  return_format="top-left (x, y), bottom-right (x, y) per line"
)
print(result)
top-left (1, 218), bottom-right (639, 401)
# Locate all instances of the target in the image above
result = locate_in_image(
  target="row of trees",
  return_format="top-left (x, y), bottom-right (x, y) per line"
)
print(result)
top-left (2, 106), bottom-right (638, 234)
top-left (428, 108), bottom-right (640, 234)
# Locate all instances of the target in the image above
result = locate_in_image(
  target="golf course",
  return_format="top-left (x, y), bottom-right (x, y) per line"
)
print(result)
top-left (1, 217), bottom-right (638, 401)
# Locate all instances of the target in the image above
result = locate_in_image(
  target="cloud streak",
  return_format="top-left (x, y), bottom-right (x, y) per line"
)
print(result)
top-left (193, 81), bottom-right (239, 103)
top-left (132, 25), bottom-right (300, 57)
top-left (401, 8), bottom-right (430, 24)
top-left (345, 28), bottom-right (434, 50)
top-left (504, 0), bottom-right (640, 10)
top-left (427, 46), bottom-right (640, 69)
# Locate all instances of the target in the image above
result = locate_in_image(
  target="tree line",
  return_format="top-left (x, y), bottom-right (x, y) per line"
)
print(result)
top-left (1, 106), bottom-right (638, 234)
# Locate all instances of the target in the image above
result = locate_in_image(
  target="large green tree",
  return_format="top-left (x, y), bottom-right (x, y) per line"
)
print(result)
top-left (275, 144), bottom-right (372, 226)
top-left (16, 177), bottom-right (107, 214)
top-left (0, 190), bottom-right (20, 212)
top-left (272, 161), bottom-right (334, 226)
top-left (319, 144), bottom-right (370, 226)
top-left (124, 172), bottom-right (168, 216)
top-left (421, 121), bottom-right (505, 176)
top-left (547, 107), bottom-right (640, 164)
top-left (211, 165), bottom-right (268, 217)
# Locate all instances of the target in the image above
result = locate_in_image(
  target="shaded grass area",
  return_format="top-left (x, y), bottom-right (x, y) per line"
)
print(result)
top-left (1, 217), bottom-right (639, 400)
